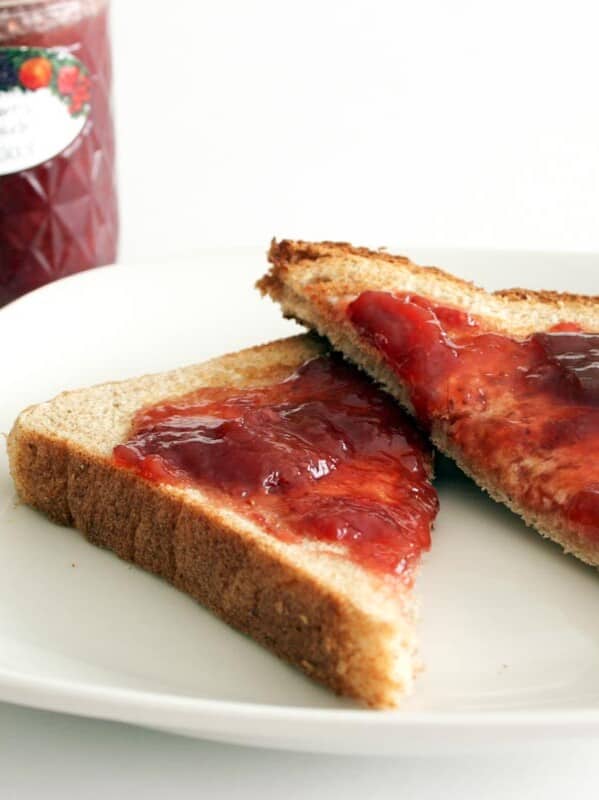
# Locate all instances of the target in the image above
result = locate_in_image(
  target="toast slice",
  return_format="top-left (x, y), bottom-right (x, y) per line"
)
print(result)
top-left (259, 241), bottom-right (599, 567)
top-left (7, 333), bottom-right (438, 708)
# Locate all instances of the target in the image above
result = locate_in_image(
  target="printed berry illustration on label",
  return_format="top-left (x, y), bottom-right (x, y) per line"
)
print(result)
top-left (0, 47), bottom-right (91, 175)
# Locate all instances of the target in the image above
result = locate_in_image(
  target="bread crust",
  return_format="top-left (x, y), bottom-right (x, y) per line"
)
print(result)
top-left (259, 240), bottom-right (599, 567)
top-left (7, 334), bottom-right (419, 709)
top-left (262, 240), bottom-right (599, 334)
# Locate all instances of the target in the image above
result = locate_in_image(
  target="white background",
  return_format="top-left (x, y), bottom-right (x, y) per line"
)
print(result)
top-left (114, 0), bottom-right (599, 261)
top-left (2, 0), bottom-right (599, 797)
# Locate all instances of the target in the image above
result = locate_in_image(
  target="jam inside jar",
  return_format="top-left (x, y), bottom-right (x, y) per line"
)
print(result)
top-left (0, 0), bottom-right (117, 306)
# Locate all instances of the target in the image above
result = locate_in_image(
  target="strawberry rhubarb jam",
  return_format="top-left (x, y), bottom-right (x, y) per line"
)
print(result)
top-left (114, 355), bottom-right (438, 579)
top-left (0, 0), bottom-right (117, 306)
top-left (348, 291), bottom-right (599, 541)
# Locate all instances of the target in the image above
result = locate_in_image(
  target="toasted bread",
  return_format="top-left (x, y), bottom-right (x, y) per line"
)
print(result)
top-left (7, 333), bottom-right (436, 708)
top-left (259, 240), bottom-right (599, 567)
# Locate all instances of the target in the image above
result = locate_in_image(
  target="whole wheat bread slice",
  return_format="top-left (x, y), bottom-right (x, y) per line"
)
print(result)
top-left (7, 333), bottom-right (433, 708)
top-left (259, 240), bottom-right (599, 567)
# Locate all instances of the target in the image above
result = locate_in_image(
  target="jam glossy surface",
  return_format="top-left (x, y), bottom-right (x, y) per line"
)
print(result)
top-left (0, 1), bottom-right (117, 306)
top-left (348, 291), bottom-right (599, 540)
top-left (114, 355), bottom-right (438, 578)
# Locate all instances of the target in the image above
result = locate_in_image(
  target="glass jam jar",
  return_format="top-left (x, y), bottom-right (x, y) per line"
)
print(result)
top-left (0, 0), bottom-right (117, 306)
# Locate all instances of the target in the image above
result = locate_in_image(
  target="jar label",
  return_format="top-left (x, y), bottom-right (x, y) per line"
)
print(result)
top-left (0, 47), bottom-right (91, 176)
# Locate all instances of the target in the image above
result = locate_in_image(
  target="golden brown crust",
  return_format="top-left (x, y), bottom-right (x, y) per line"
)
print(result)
top-left (494, 287), bottom-right (599, 308)
top-left (7, 333), bottom-right (417, 709)
top-left (268, 238), bottom-right (460, 283)
top-left (259, 240), bottom-right (599, 567)
top-left (261, 239), bottom-right (599, 335)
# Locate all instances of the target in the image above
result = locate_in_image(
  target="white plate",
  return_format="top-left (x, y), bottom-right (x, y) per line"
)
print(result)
top-left (0, 247), bottom-right (598, 756)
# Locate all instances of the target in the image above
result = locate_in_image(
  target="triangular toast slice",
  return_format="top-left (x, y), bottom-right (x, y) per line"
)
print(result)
top-left (8, 334), bottom-right (438, 708)
top-left (259, 241), bottom-right (599, 566)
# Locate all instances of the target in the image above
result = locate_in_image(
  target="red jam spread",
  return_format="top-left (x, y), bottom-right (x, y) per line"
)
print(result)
top-left (0, 0), bottom-right (117, 306)
top-left (348, 291), bottom-right (599, 540)
top-left (113, 355), bottom-right (438, 579)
